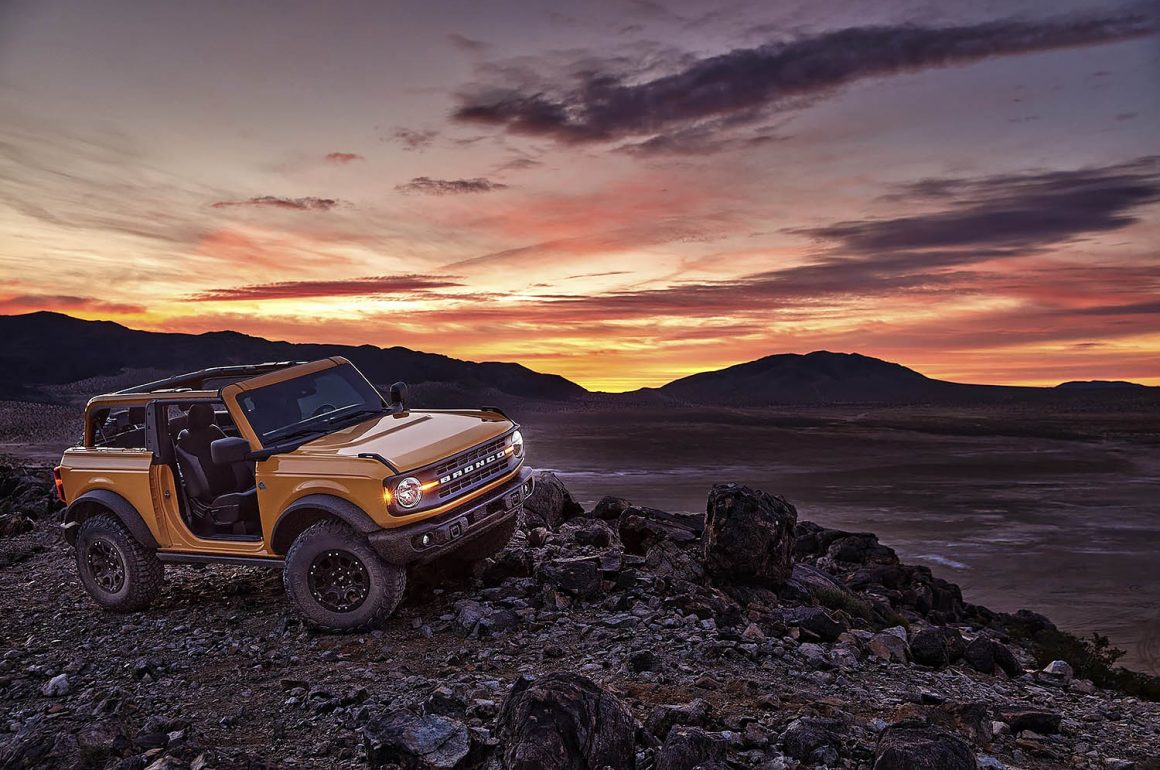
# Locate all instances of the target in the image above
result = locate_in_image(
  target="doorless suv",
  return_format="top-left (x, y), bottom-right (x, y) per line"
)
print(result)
top-left (54, 357), bottom-right (532, 630)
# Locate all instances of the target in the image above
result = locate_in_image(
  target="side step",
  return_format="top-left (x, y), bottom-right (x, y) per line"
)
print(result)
top-left (157, 552), bottom-right (284, 569)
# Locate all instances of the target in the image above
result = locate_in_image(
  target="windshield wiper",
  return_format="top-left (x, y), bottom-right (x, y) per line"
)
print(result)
top-left (321, 406), bottom-right (387, 426)
top-left (264, 425), bottom-right (328, 444)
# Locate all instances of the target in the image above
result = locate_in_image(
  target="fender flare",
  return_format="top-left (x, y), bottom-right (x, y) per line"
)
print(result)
top-left (62, 490), bottom-right (159, 549)
top-left (269, 494), bottom-right (379, 555)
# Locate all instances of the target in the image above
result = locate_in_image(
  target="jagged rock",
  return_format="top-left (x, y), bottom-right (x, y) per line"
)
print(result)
top-left (702, 484), bottom-right (797, 589)
top-left (0, 722), bottom-right (56, 769)
top-left (629, 649), bottom-right (661, 673)
top-left (1036, 659), bottom-right (1074, 687)
top-left (618, 506), bottom-right (702, 555)
top-left (40, 673), bottom-right (69, 696)
top-left (496, 673), bottom-right (635, 770)
top-left (964, 636), bottom-right (996, 674)
top-left (780, 562), bottom-right (851, 603)
top-left (363, 711), bottom-right (470, 769)
top-left (592, 496), bottom-right (632, 521)
top-left (990, 641), bottom-right (1022, 678)
top-left (523, 472), bottom-right (584, 530)
top-left (867, 632), bottom-right (910, 663)
top-left (453, 600), bottom-right (519, 638)
top-left (644, 540), bottom-right (705, 583)
top-left (645, 699), bottom-right (712, 740)
top-left (782, 717), bottom-right (842, 762)
top-left (776, 606), bottom-right (847, 643)
top-left (560, 518), bottom-right (617, 548)
top-left (909, 627), bottom-right (965, 669)
top-left (941, 702), bottom-right (990, 744)
top-left (0, 513), bottom-right (34, 538)
top-left (656, 727), bottom-right (727, 770)
top-left (827, 533), bottom-right (899, 565)
top-left (1001, 709), bottom-right (1061, 735)
top-left (537, 557), bottom-right (601, 598)
top-left (873, 722), bottom-right (975, 770)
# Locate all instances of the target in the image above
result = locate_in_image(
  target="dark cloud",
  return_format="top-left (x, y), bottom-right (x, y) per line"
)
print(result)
top-left (325, 152), bottom-right (364, 164)
top-left (396, 176), bottom-right (509, 195)
top-left (448, 33), bottom-right (490, 53)
top-left (389, 127), bottom-right (438, 151)
top-left (191, 275), bottom-right (461, 302)
top-left (211, 196), bottom-right (340, 211)
top-left (453, 13), bottom-right (1156, 150)
top-left (799, 157), bottom-right (1160, 256)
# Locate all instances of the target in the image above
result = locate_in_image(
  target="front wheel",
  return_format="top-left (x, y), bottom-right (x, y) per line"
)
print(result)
top-left (283, 520), bottom-right (405, 632)
top-left (75, 513), bottom-right (164, 611)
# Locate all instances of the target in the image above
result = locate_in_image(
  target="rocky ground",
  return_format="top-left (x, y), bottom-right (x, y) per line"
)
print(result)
top-left (0, 461), bottom-right (1157, 770)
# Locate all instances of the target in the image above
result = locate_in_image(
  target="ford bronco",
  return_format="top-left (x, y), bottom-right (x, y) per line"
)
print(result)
top-left (53, 357), bottom-right (532, 630)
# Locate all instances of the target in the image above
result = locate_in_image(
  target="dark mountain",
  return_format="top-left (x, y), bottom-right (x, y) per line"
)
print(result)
top-left (1056, 380), bottom-right (1147, 390)
top-left (648, 351), bottom-right (1019, 405)
top-left (0, 312), bottom-right (586, 404)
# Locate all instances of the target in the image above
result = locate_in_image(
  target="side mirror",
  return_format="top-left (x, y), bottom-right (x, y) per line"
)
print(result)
top-left (210, 436), bottom-right (251, 465)
top-left (389, 381), bottom-right (409, 409)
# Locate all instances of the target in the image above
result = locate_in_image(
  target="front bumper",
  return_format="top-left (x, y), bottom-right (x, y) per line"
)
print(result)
top-left (369, 466), bottom-right (534, 565)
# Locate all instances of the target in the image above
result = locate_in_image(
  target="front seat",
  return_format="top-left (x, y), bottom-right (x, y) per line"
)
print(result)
top-left (174, 404), bottom-right (257, 533)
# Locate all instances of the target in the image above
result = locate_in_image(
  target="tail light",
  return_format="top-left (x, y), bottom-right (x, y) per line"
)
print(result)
top-left (53, 467), bottom-right (66, 503)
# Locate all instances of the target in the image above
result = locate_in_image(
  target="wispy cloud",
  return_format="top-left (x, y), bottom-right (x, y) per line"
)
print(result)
top-left (454, 13), bottom-right (1156, 151)
top-left (396, 176), bottom-right (509, 195)
top-left (211, 196), bottom-right (341, 211)
top-left (389, 127), bottom-right (438, 151)
top-left (325, 152), bottom-right (364, 164)
top-left (191, 275), bottom-right (462, 302)
top-left (0, 294), bottom-right (145, 315)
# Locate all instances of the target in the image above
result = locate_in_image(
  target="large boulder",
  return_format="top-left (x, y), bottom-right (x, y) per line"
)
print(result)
top-left (645, 699), bottom-right (712, 740)
top-left (780, 563), bottom-right (851, 603)
top-left (908, 627), bottom-right (965, 669)
top-left (702, 484), bottom-right (797, 589)
top-left (592, 496), bottom-right (633, 521)
top-left (782, 717), bottom-right (843, 762)
top-left (776, 606), bottom-right (847, 643)
top-left (363, 712), bottom-right (470, 770)
top-left (618, 506), bottom-right (703, 555)
top-left (873, 722), bottom-right (975, 770)
top-left (656, 727), bottom-right (726, 770)
top-left (496, 673), bottom-right (636, 770)
top-left (523, 472), bottom-right (585, 530)
top-left (537, 557), bottom-right (602, 599)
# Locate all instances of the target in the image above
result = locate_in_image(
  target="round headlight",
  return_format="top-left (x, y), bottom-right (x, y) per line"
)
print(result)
top-left (394, 477), bottom-right (423, 509)
top-left (511, 430), bottom-right (525, 456)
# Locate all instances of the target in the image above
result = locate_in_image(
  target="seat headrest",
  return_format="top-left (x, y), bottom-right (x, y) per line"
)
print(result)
top-left (187, 403), bottom-right (216, 430)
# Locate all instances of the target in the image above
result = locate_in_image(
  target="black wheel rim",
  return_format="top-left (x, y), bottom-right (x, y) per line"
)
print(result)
top-left (307, 550), bottom-right (370, 613)
top-left (86, 538), bottom-right (126, 593)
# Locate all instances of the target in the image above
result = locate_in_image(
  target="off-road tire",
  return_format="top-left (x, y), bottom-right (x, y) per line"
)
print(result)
top-left (283, 519), bottom-right (405, 632)
top-left (75, 513), bottom-right (164, 612)
top-left (448, 514), bottom-right (519, 563)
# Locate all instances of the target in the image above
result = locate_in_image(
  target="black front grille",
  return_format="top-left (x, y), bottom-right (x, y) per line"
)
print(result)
top-left (433, 437), bottom-right (513, 499)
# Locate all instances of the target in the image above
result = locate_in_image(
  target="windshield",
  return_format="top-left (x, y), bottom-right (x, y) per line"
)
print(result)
top-left (238, 363), bottom-right (386, 444)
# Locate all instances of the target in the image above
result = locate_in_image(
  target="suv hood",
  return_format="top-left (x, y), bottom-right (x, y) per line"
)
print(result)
top-left (294, 410), bottom-right (512, 471)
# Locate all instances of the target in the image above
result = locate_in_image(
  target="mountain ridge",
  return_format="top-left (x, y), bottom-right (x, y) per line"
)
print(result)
top-left (1, 312), bottom-right (1152, 406)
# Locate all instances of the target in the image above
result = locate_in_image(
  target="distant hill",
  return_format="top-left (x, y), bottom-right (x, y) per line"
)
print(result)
top-left (644, 351), bottom-right (963, 405)
top-left (1056, 380), bottom-right (1147, 390)
top-left (0, 312), bottom-right (586, 405)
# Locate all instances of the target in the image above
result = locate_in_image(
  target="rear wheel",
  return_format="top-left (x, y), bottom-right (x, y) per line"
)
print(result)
top-left (283, 519), bottom-right (405, 631)
top-left (75, 513), bottom-right (164, 611)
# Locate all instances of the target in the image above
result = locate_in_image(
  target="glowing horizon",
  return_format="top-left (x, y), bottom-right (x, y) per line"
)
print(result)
top-left (2, 1), bottom-right (1157, 393)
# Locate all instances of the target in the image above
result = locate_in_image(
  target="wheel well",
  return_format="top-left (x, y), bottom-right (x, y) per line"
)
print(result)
top-left (269, 508), bottom-right (333, 555)
top-left (269, 495), bottom-right (379, 555)
top-left (63, 490), bottom-right (159, 549)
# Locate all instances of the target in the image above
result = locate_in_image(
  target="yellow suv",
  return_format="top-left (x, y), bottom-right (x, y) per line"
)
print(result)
top-left (54, 357), bottom-right (532, 630)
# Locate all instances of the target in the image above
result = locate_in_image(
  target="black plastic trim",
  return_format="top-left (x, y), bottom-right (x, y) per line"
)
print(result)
top-left (63, 490), bottom-right (160, 548)
top-left (157, 553), bottom-right (283, 568)
top-left (357, 452), bottom-right (400, 474)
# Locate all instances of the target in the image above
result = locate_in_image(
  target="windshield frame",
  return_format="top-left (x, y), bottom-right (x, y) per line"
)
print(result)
top-left (226, 360), bottom-right (390, 448)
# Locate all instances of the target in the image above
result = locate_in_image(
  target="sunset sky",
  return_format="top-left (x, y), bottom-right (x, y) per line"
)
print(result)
top-left (1, 0), bottom-right (1157, 391)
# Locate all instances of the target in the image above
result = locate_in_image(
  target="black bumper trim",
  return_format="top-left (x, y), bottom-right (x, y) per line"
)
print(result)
top-left (369, 467), bottom-right (533, 565)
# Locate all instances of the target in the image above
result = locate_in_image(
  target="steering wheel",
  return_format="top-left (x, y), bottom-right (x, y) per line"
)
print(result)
top-left (311, 404), bottom-right (336, 417)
